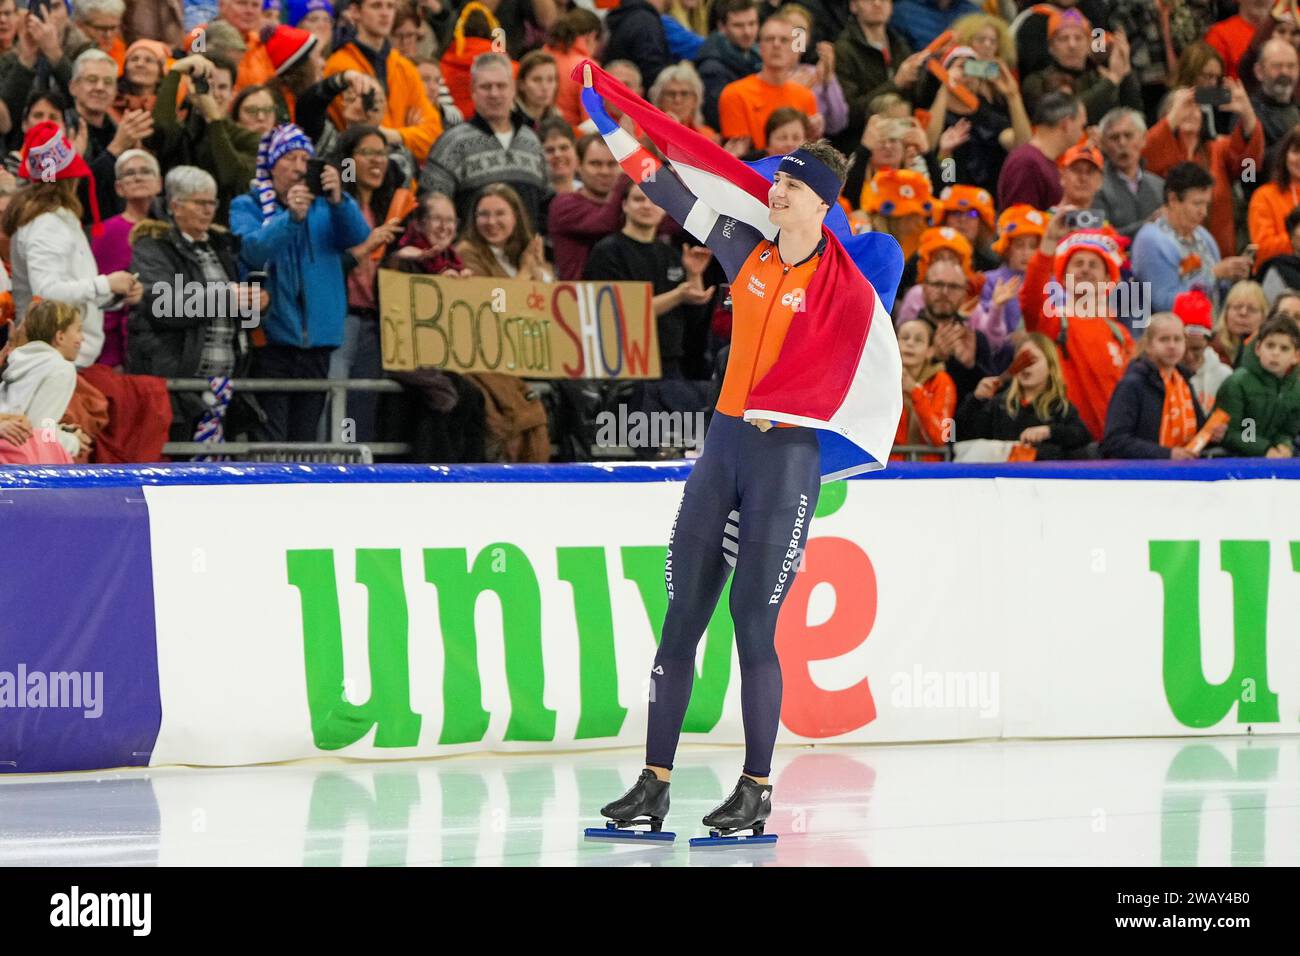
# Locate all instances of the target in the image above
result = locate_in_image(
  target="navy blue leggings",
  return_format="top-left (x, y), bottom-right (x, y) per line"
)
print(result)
top-left (646, 412), bottom-right (821, 778)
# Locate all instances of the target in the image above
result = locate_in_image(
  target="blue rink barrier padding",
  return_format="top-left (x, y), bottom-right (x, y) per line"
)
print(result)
top-left (2, 457), bottom-right (1299, 774)
top-left (3, 457), bottom-right (1300, 489)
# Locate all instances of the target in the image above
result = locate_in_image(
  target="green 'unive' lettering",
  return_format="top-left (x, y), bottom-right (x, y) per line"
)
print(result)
top-left (1149, 540), bottom-right (1279, 728)
top-left (288, 549), bottom-right (422, 750)
top-left (424, 544), bottom-right (556, 744)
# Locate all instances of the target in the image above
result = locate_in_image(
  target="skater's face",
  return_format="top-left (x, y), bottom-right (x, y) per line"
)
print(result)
top-left (768, 170), bottom-right (826, 228)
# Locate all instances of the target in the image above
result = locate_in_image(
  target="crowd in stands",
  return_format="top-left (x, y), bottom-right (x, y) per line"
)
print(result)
top-left (1, 0), bottom-right (1299, 467)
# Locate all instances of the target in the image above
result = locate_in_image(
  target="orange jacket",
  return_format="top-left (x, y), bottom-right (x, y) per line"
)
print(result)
top-left (1247, 181), bottom-right (1298, 265)
top-left (893, 370), bottom-right (956, 461)
top-left (1142, 116), bottom-right (1263, 258)
top-left (1019, 250), bottom-right (1135, 440)
top-left (325, 44), bottom-right (444, 163)
top-left (232, 32), bottom-right (276, 93)
top-left (547, 39), bottom-right (593, 128)
top-left (716, 238), bottom-right (822, 423)
top-left (717, 74), bottom-right (817, 150)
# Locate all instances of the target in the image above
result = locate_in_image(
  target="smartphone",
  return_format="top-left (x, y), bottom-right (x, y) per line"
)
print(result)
top-left (305, 158), bottom-right (327, 195)
top-left (191, 72), bottom-right (210, 95)
top-left (1244, 243), bottom-right (1258, 266)
top-left (361, 89), bottom-right (377, 113)
top-left (63, 108), bottom-right (81, 137)
top-left (1063, 208), bottom-right (1105, 231)
top-left (1194, 86), bottom-right (1232, 108)
top-left (963, 60), bottom-right (999, 80)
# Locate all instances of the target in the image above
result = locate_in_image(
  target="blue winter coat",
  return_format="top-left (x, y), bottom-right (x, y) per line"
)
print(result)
top-left (229, 189), bottom-right (371, 349)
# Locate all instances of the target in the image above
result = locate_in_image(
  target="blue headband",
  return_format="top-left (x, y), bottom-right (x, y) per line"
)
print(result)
top-left (778, 149), bottom-right (841, 207)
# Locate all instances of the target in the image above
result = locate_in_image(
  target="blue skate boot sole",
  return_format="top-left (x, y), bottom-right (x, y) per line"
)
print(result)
top-left (584, 820), bottom-right (676, 842)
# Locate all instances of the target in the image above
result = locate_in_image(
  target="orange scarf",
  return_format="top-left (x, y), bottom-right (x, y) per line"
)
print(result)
top-left (1159, 367), bottom-right (1198, 449)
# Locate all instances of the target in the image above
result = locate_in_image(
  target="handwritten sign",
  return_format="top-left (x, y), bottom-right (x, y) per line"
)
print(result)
top-left (378, 271), bottom-right (660, 379)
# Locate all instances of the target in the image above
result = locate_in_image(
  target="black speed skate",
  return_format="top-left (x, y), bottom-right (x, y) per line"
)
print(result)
top-left (583, 769), bottom-right (676, 842)
top-left (689, 776), bottom-right (778, 848)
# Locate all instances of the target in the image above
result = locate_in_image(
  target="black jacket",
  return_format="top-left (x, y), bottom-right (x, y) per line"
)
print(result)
top-left (128, 221), bottom-right (246, 385)
top-left (695, 32), bottom-right (761, 130)
top-left (602, 0), bottom-right (671, 95)
top-left (955, 385), bottom-right (1092, 459)
top-left (1100, 356), bottom-right (1208, 459)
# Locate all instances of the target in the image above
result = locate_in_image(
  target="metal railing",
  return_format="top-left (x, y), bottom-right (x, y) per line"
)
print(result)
top-left (163, 378), bottom-right (955, 465)
top-left (164, 378), bottom-right (410, 462)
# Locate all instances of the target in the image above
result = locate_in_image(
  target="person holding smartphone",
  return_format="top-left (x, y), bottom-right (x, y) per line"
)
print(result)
top-left (229, 122), bottom-right (370, 442)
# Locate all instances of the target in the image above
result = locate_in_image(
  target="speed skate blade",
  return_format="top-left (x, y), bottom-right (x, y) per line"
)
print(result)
top-left (584, 825), bottom-right (676, 843)
top-left (689, 832), bottom-right (778, 849)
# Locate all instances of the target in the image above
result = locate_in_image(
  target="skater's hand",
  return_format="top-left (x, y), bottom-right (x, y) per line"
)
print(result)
top-left (581, 64), bottom-right (619, 135)
top-left (749, 418), bottom-right (773, 432)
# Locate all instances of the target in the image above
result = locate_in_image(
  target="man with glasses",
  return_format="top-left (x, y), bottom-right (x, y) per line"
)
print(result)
top-left (718, 12), bottom-right (822, 154)
top-left (58, 48), bottom-right (149, 221)
top-left (420, 53), bottom-right (547, 228)
top-left (920, 258), bottom-right (994, 401)
top-left (72, 0), bottom-right (124, 67)
top-left (1095, 107), bottom-right (1164, 241)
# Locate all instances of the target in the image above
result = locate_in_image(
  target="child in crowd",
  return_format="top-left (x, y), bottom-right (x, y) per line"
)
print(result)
top-left (1100, 313), bottom-right (1220, 459)
top-left (955, 333), bottom-right (1091, 460)
top-left (893, 316), bottom-right (956, 461)
top-left (1214, 316), bottom-right (1300, 457)
top-left (0, 300), bottom-right (91, 461)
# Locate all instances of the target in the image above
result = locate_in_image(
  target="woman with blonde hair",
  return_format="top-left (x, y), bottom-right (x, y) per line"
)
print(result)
top-left (955, 333), bottom-right (1091, 460)
top-left (648, 61), bottom-right (718, 142)
top-left (456, 183), bottom-right (553, 281)
top-left (951, 12), bottom-right (1017, 70)
top-left (1212, 280), bottom-right (1269, 367)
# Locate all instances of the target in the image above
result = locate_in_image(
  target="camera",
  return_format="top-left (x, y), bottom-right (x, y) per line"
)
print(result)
top-left (361, 90), bottom-right (377, 113)
top-left (1063, 209), bottom-right (1104, 231)
top-left (963, 60), bottom-right (999, 80)
top-left (192, 72), bottom-right (210, 95)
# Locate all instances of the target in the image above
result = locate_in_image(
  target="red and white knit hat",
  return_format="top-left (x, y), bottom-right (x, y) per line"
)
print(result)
top-left (262, 24), bottom-right (318, 77)
top-left (1054, 229), bottom-right (1122, 284)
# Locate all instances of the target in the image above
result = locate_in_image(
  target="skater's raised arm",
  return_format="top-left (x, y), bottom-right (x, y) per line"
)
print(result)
top-left (581, 74), bottom-right (762, 283)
